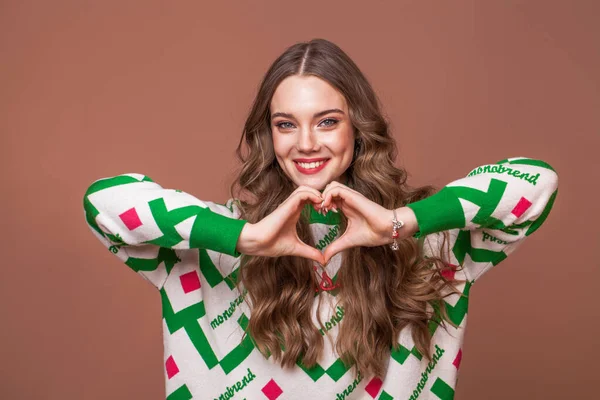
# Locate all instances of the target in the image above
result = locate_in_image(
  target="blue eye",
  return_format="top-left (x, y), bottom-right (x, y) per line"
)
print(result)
top-left (320, 118), bottom-right (338, 127)
top-left (276, 121), bottom-right (295, 129)
top-left (275, 118), bottom-right (338, 130)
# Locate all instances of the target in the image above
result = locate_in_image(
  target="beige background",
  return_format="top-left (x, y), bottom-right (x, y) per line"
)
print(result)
top-left (1, 1), bottom-right (598, 399)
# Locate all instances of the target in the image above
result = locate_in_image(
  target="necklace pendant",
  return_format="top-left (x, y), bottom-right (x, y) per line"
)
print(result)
top-left (314, 265), bottom-right (340, 291)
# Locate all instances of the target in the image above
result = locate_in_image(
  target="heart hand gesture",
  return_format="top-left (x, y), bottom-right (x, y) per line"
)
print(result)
top-left (320, 182), bottom-right (419, 264)
top-left (236, 186), bottom-right (326, 265)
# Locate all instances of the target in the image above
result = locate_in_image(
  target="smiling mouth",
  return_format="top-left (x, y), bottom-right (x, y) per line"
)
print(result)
top-left (293, 159), bottom-right (330, 174)
top-left (296, 160), bottom-right (326, 169)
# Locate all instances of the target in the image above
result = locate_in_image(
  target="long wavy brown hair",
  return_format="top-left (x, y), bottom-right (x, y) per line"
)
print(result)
top-left (230, 38), bottom-right (461, 378)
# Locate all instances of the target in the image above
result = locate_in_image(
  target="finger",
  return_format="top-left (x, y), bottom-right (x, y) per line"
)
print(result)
top-left (320, 181), bottom-right (354, 213)
top-left (321, 186), bottom-right (357, 209)
top-left (272, 191), bottom-right (322, 226)
top-left (285, 190), bottom-right (326, 220)
top-left (322, 197), bottom-right (343, 214)
top-left (279, 186), bottom-right (322, 209)
top-left (321, 180), bottom-right (343, 196)
top-left (323, 233), bottom-right (353, 264)
top-left (290, 190), bottom-right (323, 208)
top-left (293, 185), bottom-right (323, 201)
top-left (294, 244), bottom-right (325, 265)
top-left (328, 198), bottom-right (343, 213)
top-left (322, 181), bottom-right (360, 197)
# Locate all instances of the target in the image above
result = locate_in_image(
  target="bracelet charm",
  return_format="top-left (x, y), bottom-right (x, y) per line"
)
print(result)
top-left (390, 209), bottom-right (404, 251)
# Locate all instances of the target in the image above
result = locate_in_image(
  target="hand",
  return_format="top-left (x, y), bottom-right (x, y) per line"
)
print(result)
top-left (320, 181), bottom-right (419, 264)
top-left (236, 186), bottom-right (326, 265)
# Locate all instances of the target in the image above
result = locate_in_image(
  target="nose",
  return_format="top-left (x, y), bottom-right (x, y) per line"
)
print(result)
top-left (296, 127), bottom-right (320, 153)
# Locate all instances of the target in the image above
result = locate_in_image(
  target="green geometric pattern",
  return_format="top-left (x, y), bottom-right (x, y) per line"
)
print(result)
top-left (378, 390), bottom-right (394, 400)
top-left (297, 356), bottom-right (352, 382)
top-left (160, 288), bottom-right (254, 374)
top-left (83, 175), bottom-right (153, 236)
top-left (447, 178), bottom-right (507, 229)
top-left (146, 198), bottom-right (206, 248)
top-left (166, 385), bottom-right (192, 400)
top-left (81, 157), bottom-right (559, 399)
top-left (125, 247), bottom-right (181, 273)
top-left (390, 342), bottom-right (423, 365)
top-left (453, 230), bottom-right (507, 266)
top-left (390, 281), bottom-right (472, 366)
top-left (198, 249), bottom-right (239, 290)
top-left (525, 188), bottom-right (558, 236)
top-left (191, 211), bottom-right (351, 382)
top-left (431, 377), bottom-right (455, 399)
top-left (407, 177), bottom-right (513, 237)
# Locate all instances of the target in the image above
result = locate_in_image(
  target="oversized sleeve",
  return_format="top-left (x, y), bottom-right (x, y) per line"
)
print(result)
top-left (83, 173), bottom-right (247, 288)
top-left (405, 157), bottom-right (559, 282)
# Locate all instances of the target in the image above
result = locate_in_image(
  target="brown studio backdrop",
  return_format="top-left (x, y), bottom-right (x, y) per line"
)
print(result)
top-left (1, 1), bottom-right (598, 399)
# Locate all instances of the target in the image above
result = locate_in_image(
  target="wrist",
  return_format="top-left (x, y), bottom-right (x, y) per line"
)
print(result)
top-left (236, 222), bottom-right (258, 255)
top-left (393, 207), bottom-right (419, 238)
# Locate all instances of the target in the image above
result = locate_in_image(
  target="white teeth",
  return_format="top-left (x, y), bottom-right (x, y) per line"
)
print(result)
top-left (297, 160), bottom-right (325, 169)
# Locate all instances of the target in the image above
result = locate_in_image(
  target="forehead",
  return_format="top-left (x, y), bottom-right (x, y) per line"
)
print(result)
top-left (270, 75), bottom-right (347, 115)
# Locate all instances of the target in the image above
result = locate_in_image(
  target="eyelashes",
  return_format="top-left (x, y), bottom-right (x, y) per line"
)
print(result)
top-left (275, 118), bottom-right (339, 130)
top-left (275, 121), bottom-right (295, 130)
top-left (320, 118), bottom-right (338, 127)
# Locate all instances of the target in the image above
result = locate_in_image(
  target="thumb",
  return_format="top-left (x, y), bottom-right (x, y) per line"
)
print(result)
top-left (294, 244), bottom-right (325, 266)
top-left (323, 234), bottom-right (353, 264)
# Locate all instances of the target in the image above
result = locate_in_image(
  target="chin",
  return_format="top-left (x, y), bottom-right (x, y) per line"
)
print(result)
top-left (291, 176), bottom-right (328, 191)
top-left (307, 182), bottom-right (327, 191)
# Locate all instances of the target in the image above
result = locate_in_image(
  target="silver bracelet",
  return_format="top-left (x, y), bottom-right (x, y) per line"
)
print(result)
top-left (390, 209), bottom-right (404, 250)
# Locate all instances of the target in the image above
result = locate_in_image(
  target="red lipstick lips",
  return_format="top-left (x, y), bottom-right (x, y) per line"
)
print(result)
top-left (293, 158), bottom-right (329, 175)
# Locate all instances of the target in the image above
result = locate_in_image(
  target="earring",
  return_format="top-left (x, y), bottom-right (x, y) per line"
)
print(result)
top-left (353, 138), bottom-right (362, 159)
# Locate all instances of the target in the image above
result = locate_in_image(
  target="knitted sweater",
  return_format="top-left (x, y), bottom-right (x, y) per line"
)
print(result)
top-left (83, 157), bottom-right (558, 400)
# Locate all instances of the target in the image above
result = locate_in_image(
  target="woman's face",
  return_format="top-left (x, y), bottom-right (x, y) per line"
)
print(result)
top-left (270, 75), bottom-right (355, 191)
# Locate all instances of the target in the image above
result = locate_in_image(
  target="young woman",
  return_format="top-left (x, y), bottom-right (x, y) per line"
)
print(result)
top-left (83, 39), bottom-right (559, 400)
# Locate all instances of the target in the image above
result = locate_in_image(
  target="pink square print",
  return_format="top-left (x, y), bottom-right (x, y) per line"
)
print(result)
top-left (441, 263), bottom-right (458, 281)
top-left (511, 197), bottom-right (532, 218)
top-left (119, 207), bottom-right (143, 230)
top-left (262, 379), bottom-right (283, 400)
top-left (165, 355), bottom-right (179, 379)
top-left (180, 271), bottom-right (201, 293)
top-left (453, 349), bottom-right (463, 369)
top-left (365, 377), bottom-right (383, 398)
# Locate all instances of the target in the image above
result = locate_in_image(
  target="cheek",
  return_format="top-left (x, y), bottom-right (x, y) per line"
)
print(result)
top-left (326, 128), bottom-right (354, 158)
top-left (272, 134), bottom-right (288, 159)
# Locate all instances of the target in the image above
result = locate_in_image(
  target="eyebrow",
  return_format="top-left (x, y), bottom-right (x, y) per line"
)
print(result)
top-left (270, 108), bottom-right (345, 120)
